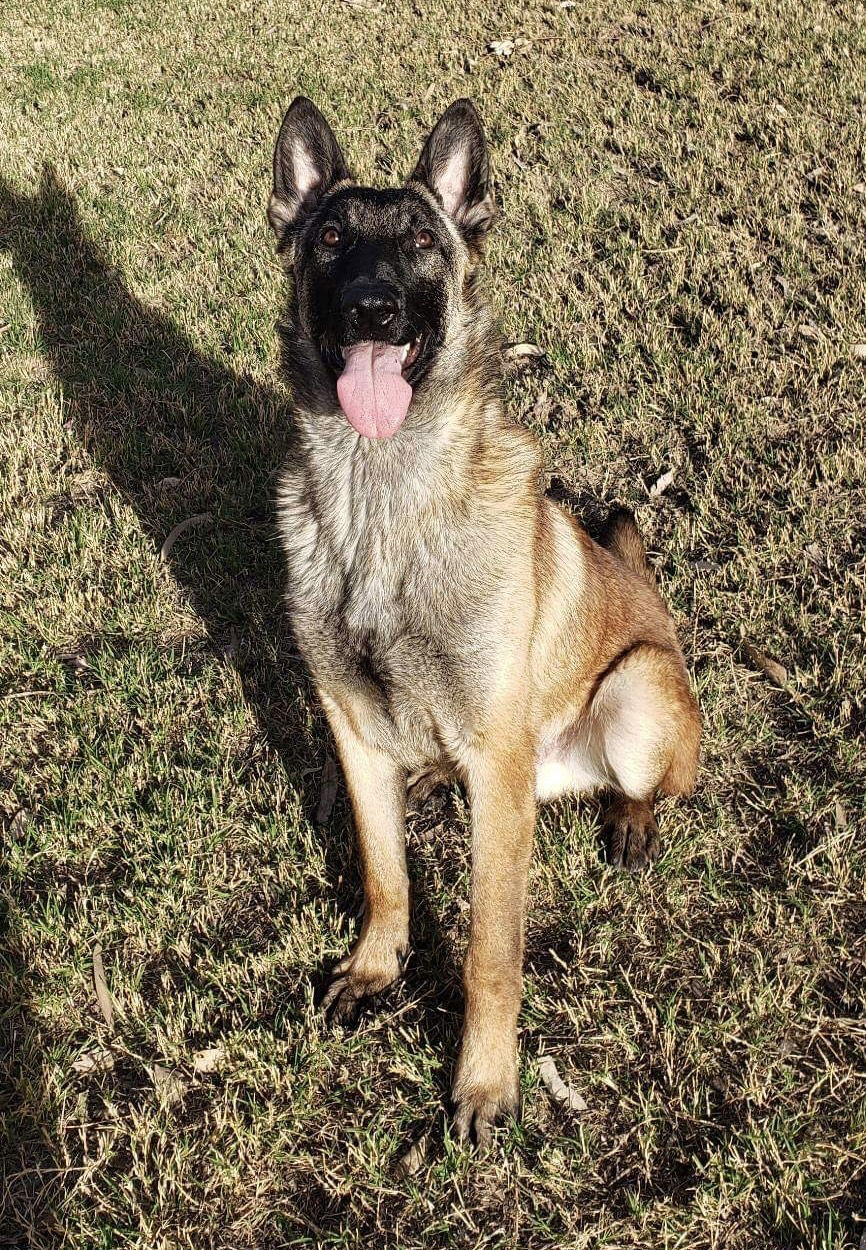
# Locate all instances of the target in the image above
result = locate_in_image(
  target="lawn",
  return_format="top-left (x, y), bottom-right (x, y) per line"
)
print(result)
top-left (1, 0), bottom-right (865, 1246)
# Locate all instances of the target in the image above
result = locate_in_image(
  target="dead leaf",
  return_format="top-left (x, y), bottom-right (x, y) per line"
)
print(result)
top-left (395, 1133), bottom-right (429, 1177)
top-left (92, 942), bottom-right (116, 1032)
top-left (504, 340), bottom-right (543, 359)
top-left (192, 1046), bottom-right (225, 1074)
top-left (503, 342), bottom-right (545, 372)
top-left (72, 1047), bottom-right (114, 1075)
top-left (61, 652), bottom-right (90, 673)
top-left (742, 640), bottom-right (788, 688)
top-left (798, 322), bottom-right (824, 343)
top-left (316, 754), bottom-right (339, 824)
top-left (649, 469), bottom-right (675, 497)
top-left (539, 1054), bottom-right (587, 1113)
top-left (488, 38), bottom-right (532, 58)
top-left (152, 1063), bottom-right (188, 1105)
top-left (803, 542), bottom-right (824, 568)
top-left (774, 274), bottom-right (791, 299)
top-left (851, 343), bottom-right (866, 360)
top-left (160, 512), bottom-right (213, 562)
top-left (9, 809), bottom-right (31, 840)
top-left (852, 182), bottom-right (866, 197)
top-left (834, 800), bottom-right (849, 831)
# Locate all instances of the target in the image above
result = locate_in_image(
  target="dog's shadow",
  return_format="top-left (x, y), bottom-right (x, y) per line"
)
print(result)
top-left (0, 168), bottom-right (461, 1228)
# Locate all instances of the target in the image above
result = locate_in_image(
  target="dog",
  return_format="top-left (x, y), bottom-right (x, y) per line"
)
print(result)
top-left (267, 97), bottom-right (700, 1144)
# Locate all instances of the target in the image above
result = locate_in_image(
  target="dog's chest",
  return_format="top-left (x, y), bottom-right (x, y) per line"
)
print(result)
top-left (278, 444), bottom-right (479, 698)
top-left (330, 478), bottom-right (408, 639)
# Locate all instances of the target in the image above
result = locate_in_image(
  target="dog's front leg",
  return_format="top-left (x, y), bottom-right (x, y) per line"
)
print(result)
top-left (319, 692), bottom-right (409, 1024)
top-left (453, 736), bottom-right (536, 1145)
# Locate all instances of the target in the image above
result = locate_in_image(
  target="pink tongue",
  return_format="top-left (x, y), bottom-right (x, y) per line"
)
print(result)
top-left (336, 341), bottom-right (413, 439)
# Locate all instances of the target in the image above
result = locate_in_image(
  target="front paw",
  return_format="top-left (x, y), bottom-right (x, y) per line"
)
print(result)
top-left (321, 929), bottom-right (407, 1025)
top-left (452, 1048), bottom-right (520, 1147)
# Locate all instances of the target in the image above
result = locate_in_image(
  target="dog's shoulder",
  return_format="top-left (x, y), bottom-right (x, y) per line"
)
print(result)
top-left (462, 408), bottom-right (542, 510)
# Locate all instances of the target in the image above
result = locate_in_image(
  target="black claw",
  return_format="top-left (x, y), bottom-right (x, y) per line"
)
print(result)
top-left (321, 975), bottom-right (362, 1025)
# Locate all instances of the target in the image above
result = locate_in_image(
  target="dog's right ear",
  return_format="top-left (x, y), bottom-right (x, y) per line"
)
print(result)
top-left (268, 97), bottom-right (351, 244)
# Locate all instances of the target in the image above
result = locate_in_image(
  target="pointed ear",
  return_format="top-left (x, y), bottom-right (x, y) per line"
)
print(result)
top-left (268, 97), bottom-right (351, 242)
top-left (409, 99), bottom-right (494, 246)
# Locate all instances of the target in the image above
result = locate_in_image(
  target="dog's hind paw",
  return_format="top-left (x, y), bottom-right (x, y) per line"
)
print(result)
top-left (321, 972), bottom-right (369, 1025)
top-left (603, 797), bottom-right (660, 871)
top-left (452, 1046), bottom-right (520, 1148)
top-left (406, 765), bottom-right (450, 813)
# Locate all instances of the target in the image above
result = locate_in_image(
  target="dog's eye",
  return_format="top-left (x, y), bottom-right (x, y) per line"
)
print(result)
top-left (414, 229), bottom-right (435, 250)
top-left (321, 226), bottom-right (341, 247)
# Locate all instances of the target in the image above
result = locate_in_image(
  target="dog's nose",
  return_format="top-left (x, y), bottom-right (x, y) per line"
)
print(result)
top-left (341, 284), bottom-right (401, 336)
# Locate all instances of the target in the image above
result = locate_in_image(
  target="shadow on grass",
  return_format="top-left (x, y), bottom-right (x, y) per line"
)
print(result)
top-left (0, 168), bottom-right (461, 1239)
top-left (0, 892), bottom-right (68, 1249)
top-left (0, 166), bottom-right (307, 762)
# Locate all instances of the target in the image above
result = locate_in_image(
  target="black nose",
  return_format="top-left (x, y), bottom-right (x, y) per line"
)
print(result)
top-left (341, 282), bottom-right (401, 337)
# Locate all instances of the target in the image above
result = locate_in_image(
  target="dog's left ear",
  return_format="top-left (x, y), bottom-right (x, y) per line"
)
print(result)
top-left (409, 99), bottom-right (494, 247)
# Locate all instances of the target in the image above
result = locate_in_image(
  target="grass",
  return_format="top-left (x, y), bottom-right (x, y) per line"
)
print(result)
top-left (1, 0), bottom-right (865, 1245)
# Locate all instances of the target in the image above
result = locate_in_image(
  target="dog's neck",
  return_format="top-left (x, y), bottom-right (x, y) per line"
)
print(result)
top-left (293, 389), bottom-right (502, 524)
top-left (275, 291), bottom-right (542, 597)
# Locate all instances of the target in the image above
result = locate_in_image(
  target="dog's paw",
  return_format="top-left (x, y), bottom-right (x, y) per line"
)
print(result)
top-left (453, 1078), bottom-right (519, 1149)
top-left (452, 1050), bottom-right (519, 1148)
top-left (321, 933), bottom-right (407, 1026)
top-left (603, 797), bottom-right (660, 871)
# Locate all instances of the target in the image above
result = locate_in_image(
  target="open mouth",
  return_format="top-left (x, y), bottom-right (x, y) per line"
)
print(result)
top-left (335, 336), bottom-right (424, 440)
top-left (400, 335), bottom-right (422, 372)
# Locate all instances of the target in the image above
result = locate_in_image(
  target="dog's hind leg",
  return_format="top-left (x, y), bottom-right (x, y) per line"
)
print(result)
top-left (319, 691), bottom-right (409, 1022)
top-left (589, 643), bottom-right (700, 870)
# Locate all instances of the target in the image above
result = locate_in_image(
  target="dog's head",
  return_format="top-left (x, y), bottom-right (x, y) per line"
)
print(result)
top-left (268, 97), bottom-right (494, 439)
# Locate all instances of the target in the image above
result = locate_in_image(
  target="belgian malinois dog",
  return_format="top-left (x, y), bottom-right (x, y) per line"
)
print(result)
top-left (268, 97), bottom-right (700, 1143)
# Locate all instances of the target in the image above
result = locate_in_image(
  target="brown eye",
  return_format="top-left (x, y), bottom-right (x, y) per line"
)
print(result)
top-left (321, 226), bottom-right (341, 247)
top-left (414, 229), bottom-right (434, 250)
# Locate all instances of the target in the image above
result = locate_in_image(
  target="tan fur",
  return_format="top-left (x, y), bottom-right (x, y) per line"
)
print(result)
top-left (601, 506), bottom-right (657, 587)
top-left (271, 106), bottom-right (701, 1144)
top-left (278, 387), bottom-right (700, 1140)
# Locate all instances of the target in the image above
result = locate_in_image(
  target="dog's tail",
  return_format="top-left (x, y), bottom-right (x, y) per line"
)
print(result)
top-left (600, 507), bottom-right (656, 587)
